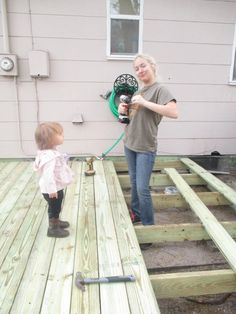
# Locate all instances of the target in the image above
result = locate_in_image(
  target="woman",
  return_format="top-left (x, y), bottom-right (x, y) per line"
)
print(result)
top-left (118, 54), bottom-right (178, 236)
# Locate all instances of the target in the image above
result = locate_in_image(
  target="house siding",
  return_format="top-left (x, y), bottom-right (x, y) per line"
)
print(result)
top-left (0, 0), bottom-right (236, 157)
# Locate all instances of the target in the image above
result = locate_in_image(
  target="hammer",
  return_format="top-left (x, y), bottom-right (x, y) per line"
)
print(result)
top-left (75, 272), bottom-right (136, 292)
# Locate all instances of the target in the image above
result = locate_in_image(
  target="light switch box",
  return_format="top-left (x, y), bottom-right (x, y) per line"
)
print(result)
top-left (29, 50), bottom-right (49, 77)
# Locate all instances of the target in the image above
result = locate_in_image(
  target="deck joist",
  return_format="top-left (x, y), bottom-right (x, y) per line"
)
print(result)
top-left (1, 157), bottom-right (236, 313)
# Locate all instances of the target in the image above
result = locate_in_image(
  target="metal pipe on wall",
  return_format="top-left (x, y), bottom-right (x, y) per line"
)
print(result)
top-left (1, 0), bottom-right (10, 53)
top-left (0, 0), bottom-right (32, 156)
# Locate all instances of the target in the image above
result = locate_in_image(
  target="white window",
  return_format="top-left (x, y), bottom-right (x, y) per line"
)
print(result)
top-left (229, 24), bottom-right (236, 84)
top-left (107, 0), bottom-right (143, 59)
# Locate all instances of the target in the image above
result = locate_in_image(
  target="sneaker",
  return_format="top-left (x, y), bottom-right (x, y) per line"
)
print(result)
top-left (129, 209), bottom-right (141, 224)
top-left (140, 243), bottom-right (153, 250)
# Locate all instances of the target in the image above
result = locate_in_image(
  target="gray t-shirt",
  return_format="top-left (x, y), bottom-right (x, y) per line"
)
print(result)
top-left (124, 82), bottom-right (176, 152)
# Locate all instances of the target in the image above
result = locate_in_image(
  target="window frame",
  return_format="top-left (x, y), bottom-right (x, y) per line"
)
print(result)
top-left (106, 0), bottom-right (143, 60)
top-left (229, 23), bottom-right (236, 85)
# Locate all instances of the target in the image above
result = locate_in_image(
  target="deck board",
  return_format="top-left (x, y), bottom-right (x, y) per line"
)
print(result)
top-left (94, 161), bottom-right (131, 313)
top-left (104, 161), bottom-right (160, 314)
top-left (0, 160), bottom-right (159, 314)
top-left (71, 161), bottom-right (100, 314)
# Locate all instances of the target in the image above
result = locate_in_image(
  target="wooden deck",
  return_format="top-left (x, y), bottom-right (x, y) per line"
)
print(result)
top-left (1, 157), bottom-right (236, 313)
top-left (0, 159), bottom-right (159, 314)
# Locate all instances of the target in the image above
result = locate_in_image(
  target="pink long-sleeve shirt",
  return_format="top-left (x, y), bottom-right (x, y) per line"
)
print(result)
top-left (34, 149), bottom-right (73, 194)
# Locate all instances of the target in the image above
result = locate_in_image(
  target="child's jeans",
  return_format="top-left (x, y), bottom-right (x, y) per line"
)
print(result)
top-left (43, 190), bottom-right (64, 219)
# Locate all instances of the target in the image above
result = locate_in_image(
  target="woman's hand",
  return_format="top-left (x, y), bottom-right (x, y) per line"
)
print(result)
top-left (118, 102), bottom-right (129, 115)
top-left (131, 94), bottom-right (147, 107)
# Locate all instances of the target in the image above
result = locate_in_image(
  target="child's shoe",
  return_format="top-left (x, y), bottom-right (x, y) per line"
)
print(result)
top-left (48, 218), bottom-right (69, 238)
top-left (58, 219), bottom-right (70, 228)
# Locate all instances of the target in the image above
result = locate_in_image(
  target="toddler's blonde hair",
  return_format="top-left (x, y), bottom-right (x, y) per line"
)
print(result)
top-left (35, 122), bottom-right (63, 150)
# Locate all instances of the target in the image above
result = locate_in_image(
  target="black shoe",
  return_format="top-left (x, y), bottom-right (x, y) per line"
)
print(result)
top-left (140, 243), bottom-right (153, 250)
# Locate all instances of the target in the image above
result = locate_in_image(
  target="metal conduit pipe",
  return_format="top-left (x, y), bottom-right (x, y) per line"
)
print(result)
top-left (1, 0), bottom-right (10, 53)
top-left (0, 0), bottom-right (31, 156)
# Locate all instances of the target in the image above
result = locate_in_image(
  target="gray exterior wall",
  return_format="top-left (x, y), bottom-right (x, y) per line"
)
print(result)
top-left (0, 0), bottom-right (236, 158)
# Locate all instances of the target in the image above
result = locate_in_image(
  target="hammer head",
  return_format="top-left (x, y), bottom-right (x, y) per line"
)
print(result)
top-left (75, 272), bottom-right (86, 291)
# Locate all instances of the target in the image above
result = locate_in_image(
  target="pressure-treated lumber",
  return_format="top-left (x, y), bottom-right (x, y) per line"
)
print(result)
top-left (125, 191), bottom-right (229, 210)
top-left (165, 167), bottom-right (236, 272)
top-left (93, 160), bottom-right (132, 313)
top-left (1, 158), bottom-right (236, 312)
top-left (38, 161), bottom-right (83, 314)
top-left (181, 158), bottom-right (236, 207)
top-left (151, 269), bottom-right (236, 298)
top-left (114, 159), bottom-right (187, 172)
top-left (9, 214), bottom-right (54, 313)
top-left (0, 162), bottom-right (33, 227)
top-left (0, 173), bottom-right (40, 268)
top-left (0, 189), bottom-right (45, 313)
top-left (103, 160), bottom-right (160, 314)
top-left (135, 221), bottom-right (236, 243)
top-left (70, 162), bottom-right (100, 314)
top-left (119, 173), bottom-right (205, 188)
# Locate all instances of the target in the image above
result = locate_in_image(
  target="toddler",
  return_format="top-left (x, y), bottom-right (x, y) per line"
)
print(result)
top-left (34, 122), bottom-right (73, 238)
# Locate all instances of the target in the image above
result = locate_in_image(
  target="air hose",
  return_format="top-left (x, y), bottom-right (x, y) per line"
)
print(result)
top-left (108, 89), bottom-right (119, 118)
top-left (100, 88), bottom-right (123, 158)
top-left (101, 131), bottom-right (124, 158)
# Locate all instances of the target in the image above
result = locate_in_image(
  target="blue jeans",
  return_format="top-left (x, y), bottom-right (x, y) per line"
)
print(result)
top-left (124, 146), bottom-right (156, 225)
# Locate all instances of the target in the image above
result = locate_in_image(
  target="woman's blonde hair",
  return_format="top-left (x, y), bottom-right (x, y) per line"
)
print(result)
top-left (35, 122), bottom-right (63, 150)
top-left (133, 53), bottom-right (157, 75)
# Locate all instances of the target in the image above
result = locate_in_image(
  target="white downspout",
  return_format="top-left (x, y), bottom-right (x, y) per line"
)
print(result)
top-left (1, 0), bottom-right (10, 53)
top-left (1, 0), bottom-right (31, 157)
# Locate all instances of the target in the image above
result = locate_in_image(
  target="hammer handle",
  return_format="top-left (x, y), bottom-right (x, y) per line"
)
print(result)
top-left (83, 275), bottom-right (135, 284)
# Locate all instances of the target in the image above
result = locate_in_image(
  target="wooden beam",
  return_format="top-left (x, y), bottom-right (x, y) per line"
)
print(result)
top-left (118, 173), bottom-right (205, 189)
top-left (124, 191), bottom-right (229, 210)
top-left (150, 269), bottom-right (236, 298)
top-left (165, 167), bottom-right (236, 272)
top-left (114, 159), bottom-right (187, 172)
top-left (135, 221), bottom-right (236, 243)
top-left (181, 158), bottom-right (236, 208)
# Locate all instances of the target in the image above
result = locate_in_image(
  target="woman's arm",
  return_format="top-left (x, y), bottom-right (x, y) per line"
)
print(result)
top-left (131, 94), bottom-right (178, 119)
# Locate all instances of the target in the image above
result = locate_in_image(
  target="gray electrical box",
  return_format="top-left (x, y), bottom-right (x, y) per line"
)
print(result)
top-left (29, 50), bottom-right (50, 78)
top-left (0, 54), bottom-right (18, 76)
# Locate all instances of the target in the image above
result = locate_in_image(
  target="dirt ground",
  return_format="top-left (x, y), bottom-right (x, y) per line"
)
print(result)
top-left (142, 162), bottom-right (236, 313)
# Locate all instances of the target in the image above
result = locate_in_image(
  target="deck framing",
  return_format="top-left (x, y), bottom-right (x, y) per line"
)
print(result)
top-left (1, 156), bottom-right (236, 313)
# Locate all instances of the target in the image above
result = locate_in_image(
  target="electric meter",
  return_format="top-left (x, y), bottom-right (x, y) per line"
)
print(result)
top-left (0, 56), bottom-right (15, 71)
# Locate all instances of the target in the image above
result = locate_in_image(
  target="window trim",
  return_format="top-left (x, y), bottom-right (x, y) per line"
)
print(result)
top-left (229, 23), bottom-right (236, 85)
top-left (106, 0), bottom-right (143, 60)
